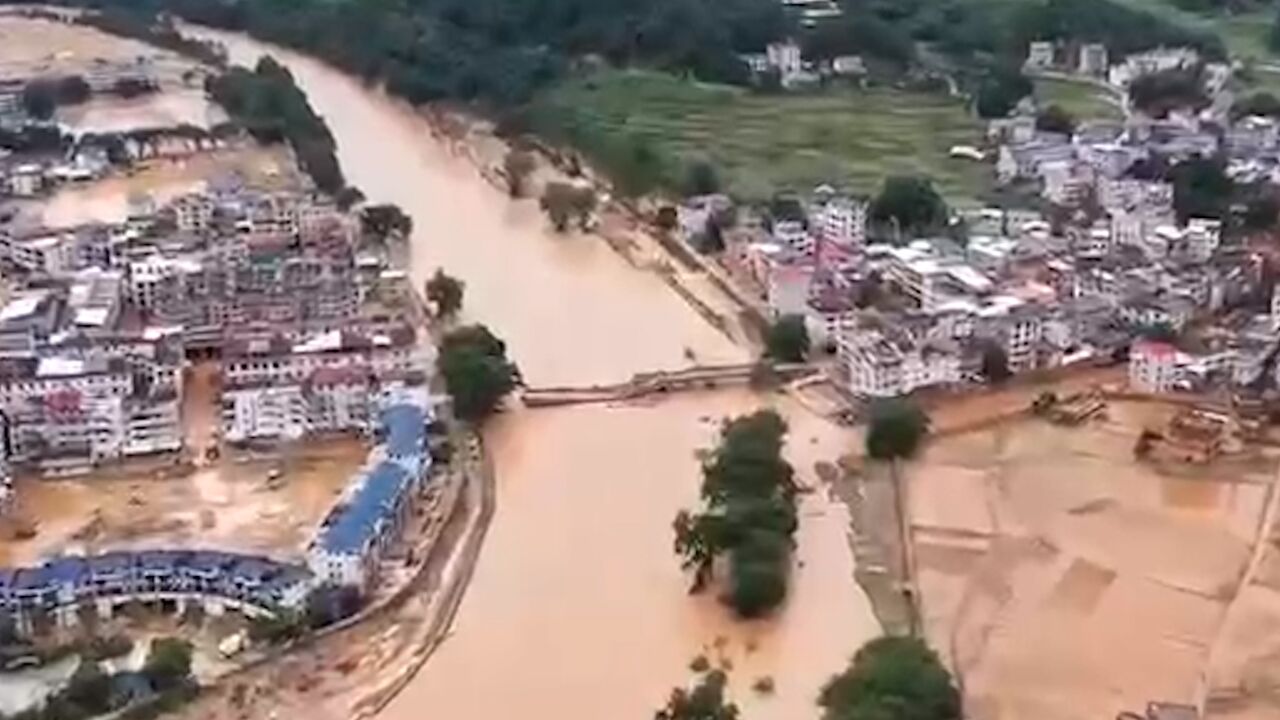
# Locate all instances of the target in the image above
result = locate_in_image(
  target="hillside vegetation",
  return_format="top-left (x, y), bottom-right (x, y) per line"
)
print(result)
top-left (526, 69), bottom-right (988, 202)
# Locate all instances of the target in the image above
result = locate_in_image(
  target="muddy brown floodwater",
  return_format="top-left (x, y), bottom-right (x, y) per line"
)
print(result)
top-left (188, 28), bottom-right (882, 719)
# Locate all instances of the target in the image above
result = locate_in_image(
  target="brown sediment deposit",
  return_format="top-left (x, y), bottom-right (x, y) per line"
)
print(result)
top-left (56, 89), bottom-right (227, 134)
top-left (906, 400), bottom-right (1277, 720)
top-left (0, 438), bottom-right (367, 567)
top-left (38, 144), bottom-right (297, 228)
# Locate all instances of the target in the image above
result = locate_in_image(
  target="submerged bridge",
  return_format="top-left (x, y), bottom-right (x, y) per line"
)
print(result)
top-left (520, 362), bottom-right (818, 408)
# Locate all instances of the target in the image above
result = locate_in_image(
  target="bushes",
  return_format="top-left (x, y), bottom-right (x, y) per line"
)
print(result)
top-left (673, 411), bottom-right (797, 616)
top-left (206, 58), bottom-right (345, 195)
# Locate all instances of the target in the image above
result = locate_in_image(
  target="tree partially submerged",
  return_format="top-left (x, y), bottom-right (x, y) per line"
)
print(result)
top-left (764, 315), bottom-right (809, 363)
top-left (674, 411), bottom-right (797, 616)
top-left (655, 670), bottom-right (740, 720)
top-left (819, 636), bottom-right (961, 720)
top-left (540, 182), bottom-right (597, 232)
top-left (438, 325), bottom-right (519, 422)
top-left (361, 203), bottom-right (413, 241)
top-left (503, 148), bottom-right (537, 198)
top-left (426, 269), bottom-right (465, 319)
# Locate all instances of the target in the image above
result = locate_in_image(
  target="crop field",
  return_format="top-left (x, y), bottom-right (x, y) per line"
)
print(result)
top-left (530, 70), bottom-right (990, 204)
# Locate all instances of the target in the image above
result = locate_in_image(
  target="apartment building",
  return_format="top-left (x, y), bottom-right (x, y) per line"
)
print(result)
top-left (1130, 340), bottom-right (1180, 392)
top-left (838, 325), bottom-right (960, 399)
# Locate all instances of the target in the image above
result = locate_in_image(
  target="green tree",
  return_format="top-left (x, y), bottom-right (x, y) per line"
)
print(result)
top-left (1128, 66), bottom-right (1208, 117)
top-left (20, 81), bottom-right (56, 120)
top-left (673, 411), bottom-right (796, 616)
top-left (1234, 92), bottom-right (1280, 119)
top-left (55, 76), bottom-right (91, 105)
top-left (655, 670), bottom-right (739, 720)
top-left (143, 637), bottom-right (193, 691)
top-left (540, 182), bottom-right (596, 232)
top-left (1035, 104), bottom-right (1076, 135)
top-left (438, 325), bottom-right (519, 422)
top-left (361, 203), bottom-right (413, 241)
top-left (819, 636), bottom-right (961, 720)
top-left (683, 160), bottom-right (721, 197)
top-left (980, 341), bottom-right (1012, 385)
top-left (1243, 191), bottom-right (1280, 232)
top-left (764, 315), bottom-right (809, 363)
top-left (865, 398), bottom-right (929, 461)
top-left (975, 65), bottom-right (1032, 119)
top-left (426, 269), bottom-right (465, 319)
top-left (1171, 157), bottom-right (1233, 223)
top-left (870, 176), bottom-right (948, 240)
top-left (656, 205), bottom-right (680, 234)
top-left (503, 148), bottom-right (537, 198)
top-left (64, 660), bottom-right (112, 714)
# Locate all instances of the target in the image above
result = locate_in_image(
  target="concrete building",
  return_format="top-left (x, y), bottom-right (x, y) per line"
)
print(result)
top-left (1130, 339), bottom-right (1180, 392)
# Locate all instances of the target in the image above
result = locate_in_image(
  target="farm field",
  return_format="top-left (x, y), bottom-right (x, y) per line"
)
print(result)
top-left (529, 69), bottom-right (990, 204)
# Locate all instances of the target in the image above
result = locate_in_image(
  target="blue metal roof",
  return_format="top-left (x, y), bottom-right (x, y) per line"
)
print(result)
top-left (45, 557), bottom-right (87, 585)
top-left (318, 461), bottom-right (411, 554)
top-left (0, 550), bottom-right (307, 595)
top-left (383, 403), bottom-right (427, 458)
top-left (89, 552), bottom-right (134, 575)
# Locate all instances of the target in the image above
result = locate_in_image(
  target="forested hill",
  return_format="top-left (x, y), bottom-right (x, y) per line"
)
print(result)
top-left (72, 0), bottom-right (789, 105)
top-left (7, 0), bottom-right (1225, 110)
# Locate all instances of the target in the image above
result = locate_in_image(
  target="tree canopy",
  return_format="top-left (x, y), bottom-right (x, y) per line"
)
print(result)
top-left (360, 204), bottom-right (414, 241)
top-left (503, 148), bottom-right (537, 198)
top-left (206, 57), bottom-right (346, 194)
top-left (1128, 66), bottom-right (1208, 118)
top-left (1035, 104), bottom-right (1076, 135)
top-left (764, 315), bottom-right (810, 363)
top-left (655, 670), bottom-right (740, 720)
top-left (142, 637), bottom-right (193, 692)
top-left (975, 65), bottom-right (1032, 119)
top-left (865, 398), bottom-right (930, 461)
top-left (540, 182), bottom-right (597, 232)
top-left (870, 176), bottom-right (948, 240)
top-left (1171, 157), bottom-right (1233, 223)
top-left (980, 342), bottom-right (1012, 385)
top-left (438, 325), bottom-right (519, 422)
top-left (819, 636), bottom-right (961, 720)
top-left (426, 269), bottom-right (465, 319)
top-left (674, 411), bottom-right (797, 616)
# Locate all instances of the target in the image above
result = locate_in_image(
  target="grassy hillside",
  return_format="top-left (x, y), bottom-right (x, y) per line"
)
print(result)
top-left (1033, 78), bottom-right (1124, 120)
top-left (528, 70), bottom-right (990, 204)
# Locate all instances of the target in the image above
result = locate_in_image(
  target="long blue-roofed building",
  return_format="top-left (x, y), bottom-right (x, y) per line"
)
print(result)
top-left (306, 399), bottom-right (433, 590)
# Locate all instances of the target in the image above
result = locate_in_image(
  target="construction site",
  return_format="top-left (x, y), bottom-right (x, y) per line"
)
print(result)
top-left (847, 389), bottom-right (1280, 720)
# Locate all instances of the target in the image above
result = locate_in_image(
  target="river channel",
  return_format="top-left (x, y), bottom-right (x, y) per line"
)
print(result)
top-left (195, 30), bottom-right (881, 719)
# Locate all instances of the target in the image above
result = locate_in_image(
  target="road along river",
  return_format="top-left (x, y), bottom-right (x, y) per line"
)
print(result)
top-left (196, 28), bottom-right (882, 719)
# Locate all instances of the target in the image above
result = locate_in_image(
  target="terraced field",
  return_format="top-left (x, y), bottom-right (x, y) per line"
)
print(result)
top-left (529, 69), bottom-right (990, 204)
top-left (1033, 77), bottom-right (1124, 121)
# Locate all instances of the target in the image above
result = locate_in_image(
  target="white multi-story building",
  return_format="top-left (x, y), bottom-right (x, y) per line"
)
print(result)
top-left (815, 197), bottom-right (867, 248)
top-left (838, 327), bottom-right (959, 398)
top-left (1025, 41), bottom-right (1055, 70)
top-left (1129, 339), bottom-right (1180, 392)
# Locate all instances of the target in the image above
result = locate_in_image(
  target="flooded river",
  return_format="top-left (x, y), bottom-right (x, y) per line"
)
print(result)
top-left (192, 29), bottom-right (881, 719)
